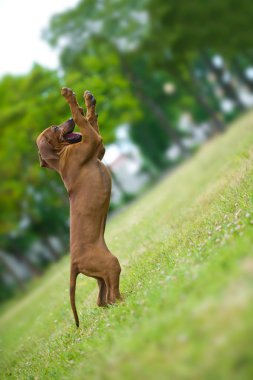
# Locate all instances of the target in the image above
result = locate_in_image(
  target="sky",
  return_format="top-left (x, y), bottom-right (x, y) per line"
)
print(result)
top-left (0, 0), bottom-right (78, 78)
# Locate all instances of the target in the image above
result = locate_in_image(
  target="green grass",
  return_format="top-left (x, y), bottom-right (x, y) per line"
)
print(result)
top-left (1, 112), bottom-right (253, 379)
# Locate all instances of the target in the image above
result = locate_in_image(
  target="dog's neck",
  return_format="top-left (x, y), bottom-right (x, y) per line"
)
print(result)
top-left (45, 158), bottom-right (60, 172)
top-left (47, 146), bottom-right (70, 172)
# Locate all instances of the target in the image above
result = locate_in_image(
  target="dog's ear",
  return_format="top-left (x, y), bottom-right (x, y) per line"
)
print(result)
top-left (37, 136), bottom-right (58, 168)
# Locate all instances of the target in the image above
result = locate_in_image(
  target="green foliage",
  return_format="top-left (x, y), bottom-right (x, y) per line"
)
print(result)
top-left (146, 0), bottom-right (253, 62)
top-left (0, 65), bottom-right (68, 251)
top-left (44, 0), bottom-right (253, 163)
top-left (61, 47), bottom-right (142, 142)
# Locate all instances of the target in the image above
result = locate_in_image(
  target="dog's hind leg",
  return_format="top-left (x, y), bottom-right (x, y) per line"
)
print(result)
top-left (96, 278), bottom-right (107, 307)
top-left (70, 266), bottom-right (79, 327)
top-left (104, 257), bottom-right (121, 304)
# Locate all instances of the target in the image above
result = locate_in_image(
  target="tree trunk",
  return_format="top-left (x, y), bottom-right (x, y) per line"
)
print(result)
top-left (108, 165), bottom-right (132, 201)
top-left (120, 58), bottom-right (186, 152)
top-left (189, 75), bottom-right (226, 133)
top-left (168, 62), bottom-right (226, 133)
top-left (0, 251), bottom-right (26, 290)
top-left (19, 255), bottom-right (42, 277)
top-left (202, 52), bottom-right (245, 111)
top-left (233, 57), bottom-right (253, 92)
top-left (41, 236), bottom-right (61, 261)
top-left (5, 245), bottom-right (43, 277)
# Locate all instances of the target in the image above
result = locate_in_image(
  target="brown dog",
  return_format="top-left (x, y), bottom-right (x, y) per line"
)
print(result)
top-left (36, 88), bottom-right (121, 327)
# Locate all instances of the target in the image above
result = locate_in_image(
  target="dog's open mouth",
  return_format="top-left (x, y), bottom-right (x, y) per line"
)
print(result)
top-left (61, 118), bottom-right (82, 144)
top-left (64, 132), bottom-right (82, 144)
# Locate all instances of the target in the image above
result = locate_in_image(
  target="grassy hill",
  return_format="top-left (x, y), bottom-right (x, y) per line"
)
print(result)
top-left (1, 113), bottom-right (253, 379)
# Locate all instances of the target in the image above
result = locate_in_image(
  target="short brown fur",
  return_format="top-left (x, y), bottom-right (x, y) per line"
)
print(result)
top-left (36, 88), bottom-right (121, 327)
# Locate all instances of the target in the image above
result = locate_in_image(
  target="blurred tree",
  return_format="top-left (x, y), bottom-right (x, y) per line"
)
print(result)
top-left (232, 54), bottom-right (253, 93)
top-left (44, 0), bottom-right (189, 169)
top-left (142, 0), bottom-right (253, 119)
top-left (45, 7), bottom-right (143, 143)
top-left (145, 0), bottom-right (253, 61)
top-left (45, 0), bottom-right (253, 167)
top-left (0, 65), bottom-right (70, 270)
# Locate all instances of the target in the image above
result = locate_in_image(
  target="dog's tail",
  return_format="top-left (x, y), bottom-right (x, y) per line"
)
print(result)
top-left (70, 268), bottom-right (79, 327)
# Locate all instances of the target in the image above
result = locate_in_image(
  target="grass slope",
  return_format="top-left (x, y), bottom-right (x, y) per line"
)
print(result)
top-left (1, 113), bottom-right (253, 379)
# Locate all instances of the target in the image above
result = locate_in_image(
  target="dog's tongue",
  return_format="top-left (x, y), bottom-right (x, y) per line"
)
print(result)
top-left (65, 133), bottom-right (77, 139)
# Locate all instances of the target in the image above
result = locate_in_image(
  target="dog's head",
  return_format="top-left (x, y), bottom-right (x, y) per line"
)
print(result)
top-left (36, 118), bottom-right (82, 169)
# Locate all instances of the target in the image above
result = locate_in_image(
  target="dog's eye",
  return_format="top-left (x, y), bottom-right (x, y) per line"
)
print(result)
top-left (51, 126), bottom-right (59, 132)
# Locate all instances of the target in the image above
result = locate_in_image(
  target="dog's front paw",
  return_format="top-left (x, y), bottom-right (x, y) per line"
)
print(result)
top-left (61, 87), bottom-right (76, 103)
top-left (84, 90), bottom-right (96, 107)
